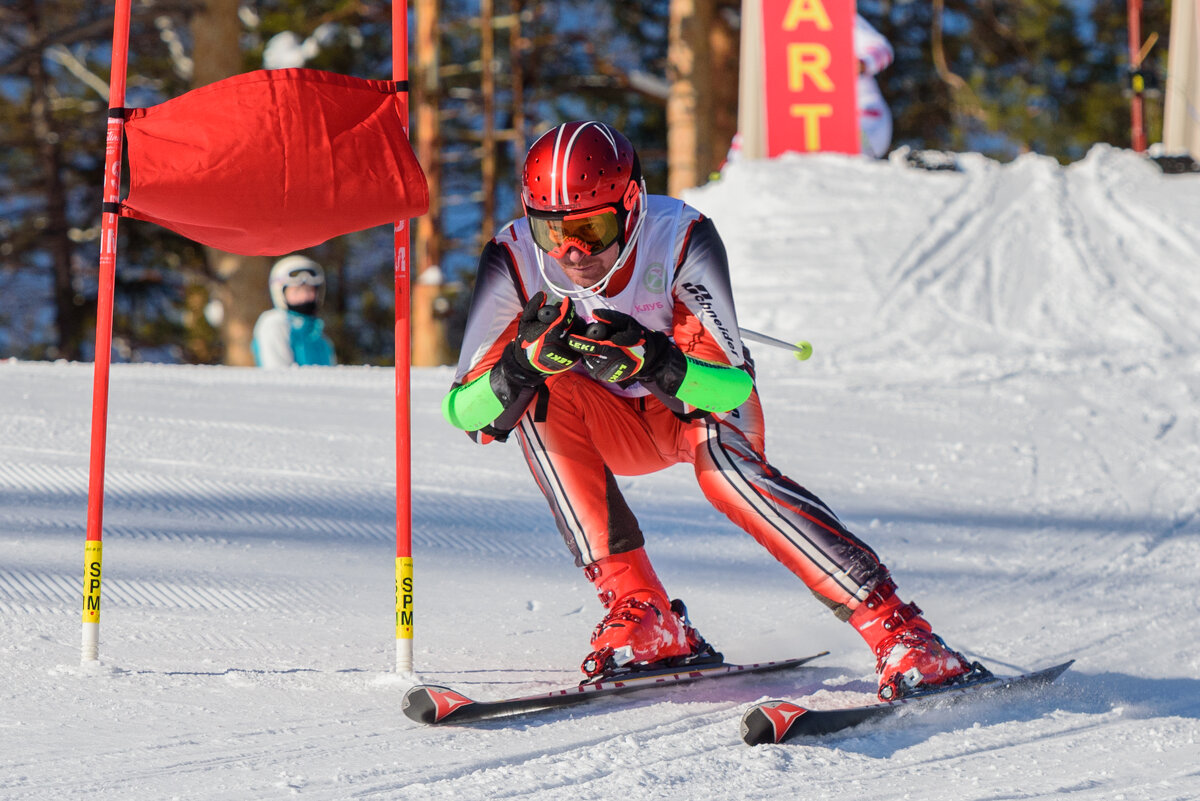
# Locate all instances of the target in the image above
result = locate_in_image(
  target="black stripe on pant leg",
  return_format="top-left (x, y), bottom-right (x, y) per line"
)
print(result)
top-left (703, 419), bottom-right (879, 599)
top-left (603, 468), bottom-right (644, 556)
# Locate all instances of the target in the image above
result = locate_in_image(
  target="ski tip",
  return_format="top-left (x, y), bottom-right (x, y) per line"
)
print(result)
top-left (402, 684), bottom-right (477, 725)
top-left (997, 659), bottom-right (1074, 689)
top-left (740, 700), bottom-right (809, 746)
top-left (788, 650), bottom-right (830, 668)
top-left (1037, 659), bottom-right (1075, 681)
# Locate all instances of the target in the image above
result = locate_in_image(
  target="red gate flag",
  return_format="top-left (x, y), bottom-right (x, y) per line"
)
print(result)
top-left (761, 0), bottom-right (859, 156)
top-left (120, 68), bottom-right (429, 255)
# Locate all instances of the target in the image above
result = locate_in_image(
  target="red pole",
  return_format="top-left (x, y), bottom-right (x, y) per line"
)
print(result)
top-left (82, 0), bottom-right (132, 663)
top-left (1128, 0), bottom-right (1147, 152)
top-left (393, 0), bottom-right (416, 675)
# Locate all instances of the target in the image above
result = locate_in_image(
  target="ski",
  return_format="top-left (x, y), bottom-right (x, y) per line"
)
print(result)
top-left (402, 651), bottom-right (829, 726)
top-left (740, 659), bottom-right (1074, 745)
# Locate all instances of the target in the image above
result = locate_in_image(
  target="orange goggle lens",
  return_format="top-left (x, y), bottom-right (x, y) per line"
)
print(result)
top-left (528, 208), bottom-right (621, 258)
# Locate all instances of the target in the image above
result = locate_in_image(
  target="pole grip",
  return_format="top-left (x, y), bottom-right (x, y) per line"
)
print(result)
top-left (584, 321), bottom-right (609, 340)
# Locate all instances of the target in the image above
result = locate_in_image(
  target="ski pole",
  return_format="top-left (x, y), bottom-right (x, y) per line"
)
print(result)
top-left (740, 328), bottom-right (813, 361)
top-left (548, 305), bottom-right (813, 362)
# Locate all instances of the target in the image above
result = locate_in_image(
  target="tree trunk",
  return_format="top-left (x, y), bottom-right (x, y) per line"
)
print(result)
top-left (668, 0), bottom-right (713, 195)
top-left (412, 0), bottom-right (450, 366)
top-left (191, 0), bottom-right (268, 366)
top-left (26, 0), bottom-right (84, 360)
top-left (709, 3), bottom-right (740, 174)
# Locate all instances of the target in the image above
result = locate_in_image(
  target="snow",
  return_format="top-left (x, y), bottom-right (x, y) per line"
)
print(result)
top-left (3, 145), bottom-right (1199, 800)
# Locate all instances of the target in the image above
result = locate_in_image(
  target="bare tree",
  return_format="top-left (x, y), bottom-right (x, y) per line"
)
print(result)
top-left (21, 0), bottom-right (85, 359)
top-left (191, 0), bottom-right (269, 366)
top-left (667, 0), bottom-right (738, 195)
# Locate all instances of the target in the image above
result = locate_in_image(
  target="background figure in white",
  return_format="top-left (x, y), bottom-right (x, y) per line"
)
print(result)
top-left (855, 13), bottom-right (894, 158)
top-left (252, 255), bottom-right (337, 368)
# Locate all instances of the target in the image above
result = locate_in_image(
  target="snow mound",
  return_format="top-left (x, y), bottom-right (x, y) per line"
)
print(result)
top-left (688, 145), bottom-right (1200, 378)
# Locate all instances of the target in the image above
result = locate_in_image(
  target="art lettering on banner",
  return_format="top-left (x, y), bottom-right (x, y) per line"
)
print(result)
top-left (761, 0), bottom-right (859, 156)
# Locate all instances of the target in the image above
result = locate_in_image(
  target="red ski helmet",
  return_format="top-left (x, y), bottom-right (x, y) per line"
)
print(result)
top-left (521, 121), bottom-right (645, 263)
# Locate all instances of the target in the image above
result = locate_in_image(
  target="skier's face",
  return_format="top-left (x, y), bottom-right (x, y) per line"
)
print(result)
top-left (552, 240), bottom-right (620, 289)
top-left (283, 284), bottom-right (318, 305)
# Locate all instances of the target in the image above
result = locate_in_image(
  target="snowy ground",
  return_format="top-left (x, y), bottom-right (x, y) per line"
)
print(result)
top-left (2, 146), bottom-right (1199, 800)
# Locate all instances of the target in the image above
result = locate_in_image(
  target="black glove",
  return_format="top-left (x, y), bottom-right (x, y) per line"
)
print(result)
top-left (495, 292), bottom-right (581, 389)
top-left (566, 309), bottom-right (686, 391)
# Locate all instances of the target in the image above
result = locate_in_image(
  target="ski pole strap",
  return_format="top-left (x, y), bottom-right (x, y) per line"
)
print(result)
top-left (671, 356), bottom-right (754, 413)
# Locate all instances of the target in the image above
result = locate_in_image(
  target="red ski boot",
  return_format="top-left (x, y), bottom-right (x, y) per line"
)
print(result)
top-left (849, 578), bottom-right (974, 701)
top-left (580, 548), bottom-right (716, 679)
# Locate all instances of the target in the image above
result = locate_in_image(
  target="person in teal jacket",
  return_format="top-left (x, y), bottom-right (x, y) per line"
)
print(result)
top-left (252, 255), bottom-right (337, 368)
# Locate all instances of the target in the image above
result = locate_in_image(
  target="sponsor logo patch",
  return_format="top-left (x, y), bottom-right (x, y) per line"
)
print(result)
top-left (643, 263), bottom-right (666, 293)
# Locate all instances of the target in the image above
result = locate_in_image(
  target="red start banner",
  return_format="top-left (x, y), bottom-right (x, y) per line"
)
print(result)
top-left (762, 0), bottom-right (859, 156)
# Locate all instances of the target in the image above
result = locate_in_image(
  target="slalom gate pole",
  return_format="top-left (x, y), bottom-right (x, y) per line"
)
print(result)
top-left (393, 0), bottom-right (415, 675)
top-left (81, 0), bottom-right (133, 664)
top-left (740, 327), bottom-right (813, 361)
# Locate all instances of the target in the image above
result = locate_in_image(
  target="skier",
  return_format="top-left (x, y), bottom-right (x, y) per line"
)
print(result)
top-left (252, 255), bottom-right (337, 368)
top-left (855, 13), bottom-right (894, 159)
top-left (442, 121), bottom-right (974, 701)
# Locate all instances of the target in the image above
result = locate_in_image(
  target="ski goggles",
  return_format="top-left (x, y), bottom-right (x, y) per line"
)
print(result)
top-left (527, 207), bottom-right (621, 258)
top-left (272, 267), bottom-right (324, 288)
